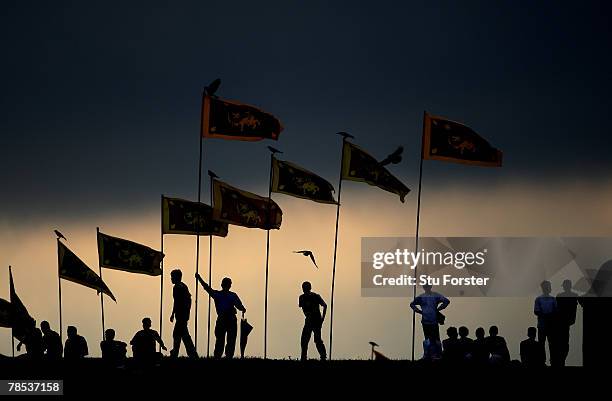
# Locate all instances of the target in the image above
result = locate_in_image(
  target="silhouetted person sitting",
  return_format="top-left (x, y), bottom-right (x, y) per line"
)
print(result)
top-left (196, 273), bottom-right (246, 359)
top-left (16, 324), bottom-right (44, 360)
top-left (520, 327), bottom-right (545, 367)
top-left (131, 318), bottom-right (166, 363)
top-left (485, 326), bottom-right (510, 365)
top-left (556, 279), bottom-right (579, 367)
top-left (101, 328), bottom-right (127, 366)
top-left (458, 326), bottom-right (474, 361)
top-left (40, 320), bottom-right (62, 360)
top-left (64, 326), bottom-right (88, 360)
top-left (298, 281), bottom-right (327, 361)
top-left (472, 327), bottom-right (489, 365)
top-left (534, 280), bottom-right (557, 366)
top-left (442, 326), bottom-right (462, 364)
top-left (410, 284), bottom-right (450, 360)
top-left (170, 269), bottom-right (198, 359)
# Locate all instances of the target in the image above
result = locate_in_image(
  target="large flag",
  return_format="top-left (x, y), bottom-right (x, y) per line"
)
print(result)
top-left (0, 298), bottom-right (12, 328)
top-left (271, 157), bottom-right (337, 204)
top-left (97, 232), bottom-right (164, 276)
top-left (162, 196), bottom-right (229, 237)
top-left (341, 142), bottom-right (410, 202)
top-left (202, 95), bottom-right (283, 141)
top-left (58, 241), bottom-right (116, 302)
top-left (9, 269), bottom-right (35, 342)
top-left (212, 179), bottom-right (282, 230)
top-left (422, 113), bottom-right (503, 167)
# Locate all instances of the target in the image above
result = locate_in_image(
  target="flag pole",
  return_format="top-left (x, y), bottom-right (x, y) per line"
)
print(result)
top-left (56, 241), bottom-right (63, 345)
top-left (411, 111), bottom-right (426, 361)
top-left (9, 266), bottom-right (14, 358)
top-left (206, 170), bottom-right (217, 358)
top-left (160, 195), bottom-right (164, 351)
top-left (264, 149), bottom-right (278, 359)
top-left (329, 132), bottom-right (351, 360)
top-left (96, 227), bottom-right (106, 340)
top-left (194, 89), bottom-right (207, 354)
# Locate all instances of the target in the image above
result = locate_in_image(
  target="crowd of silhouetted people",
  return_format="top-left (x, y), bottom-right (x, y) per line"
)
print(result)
top-left (411, 279), bottom-right (590, 367)
top-left (8, 269), bottom-right (611, 367)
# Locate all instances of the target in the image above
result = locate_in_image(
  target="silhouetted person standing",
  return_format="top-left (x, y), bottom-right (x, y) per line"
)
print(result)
top-left (534, 280), bottom-right (557, 366)
top-left (101, 328), bottom-right (127, 366)
top-left (442, 326), bottom-right (462, 364)
top-left (410, 284), bottom-right (450, 359)
top-left (131, 318), bottom-right (166, 363)
top-left (458, 326), bottom-right (474, 361)
top-left (170, 269), bottom-right (198, 359)
top-left (485, 326), bottom-right (510, 365)
top-left (298, 281), bottom-right (327, 361)
top-left (472, 327), bottom-right (489, 365)
top-left (556, 279), bottom-right (579, 367)
top-left (64, 326), bottom-right (88, 360)
top-left (520, 327), bottom-right (545, 367)
top-left (196, 273), bottom-right (246, 359)
top-left (40, 320), bottom-right (62, 360)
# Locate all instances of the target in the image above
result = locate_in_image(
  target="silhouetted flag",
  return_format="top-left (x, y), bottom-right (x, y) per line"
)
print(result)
top-left (240, 317), bottom-right (253, 358)
top-left (423, 113), bottom-right (503, 167)
top-left (373, 349), bottom-right (390, 360)
top-left (97, 232), bottom-right (164, 276)
top-left (212, 179), bottom-right (282, 230)
top-left (9, 269), bottom-right (35, 342)
top-left (0, 298), bottom-right (12, 328)
top-left (271, 158), bottom-right (337, 204)
top-left (58, 241), bottom-right (116, 302)
top-left (341, 142), bottom-right (410, 202)
top-left (162, 196), bottom-right (229, 237)
top-left (202, 95), bottom-right (283, 141)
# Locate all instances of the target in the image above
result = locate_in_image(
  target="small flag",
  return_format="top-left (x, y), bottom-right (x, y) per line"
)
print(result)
top-left (341, 142), bottom-right (410, 202)
top-left (202, 95), bottom-right (283, 141)
top-left (0, 298), bottom-right (13, 328)
top-left (423, 113), bottom-right (503, 167)
top-left (58, 241), bottom-right (116, 302)
top-left (97, 232), bottom-right (164, 276)
top-left (212, 179), bottom-right (282, 230)
top-left (373, 349), bottom-right (390, 360)
top-left (271, 158), bottom-right (337, 204)
top-left (9, 269), bottom-right (36, 342)
top-left (162, 196), bottom-right (229, 237)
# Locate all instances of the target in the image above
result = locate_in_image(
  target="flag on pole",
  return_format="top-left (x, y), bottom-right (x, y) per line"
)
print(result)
top-left (373, 349), bottom-right (390, 360)
top-left (202, 95), bottom-right (283, 141)
top-left (58, 241), bottom-right (116, 302)
top-left (9, 269), bottom-right (36, 342)
top-left (162, 196), bottom-right (229, 237)
top-left (271, 158), bottom-right (337, 204)
top-left (341, 142), bottom-right (410, 202)
top-left (97, 232), bottom-right (164, 276)
top-left (0, 298), bottom-right (13, 328)
top-left (423, 113), bottom-right (503, 167)
top-left (212, 179), bottom-right (282, 230)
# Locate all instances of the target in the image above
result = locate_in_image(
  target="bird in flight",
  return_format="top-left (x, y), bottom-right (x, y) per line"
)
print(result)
top-left (379, 146), bottom-right (403, 166)
top-left (267, 146), bottom-right (282, 154)
top-left (54, 230), bottom-right (67, 241)
top-left (293, 250), bottom-right (318, 268)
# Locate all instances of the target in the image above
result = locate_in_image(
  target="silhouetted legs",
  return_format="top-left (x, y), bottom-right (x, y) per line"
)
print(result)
top-left (555, 324), bottom-right (570, 367)
top-left (538, 324), bottom-right (556, 366)
top-left (301, 321), bottom-right (326, 361)
top-left (171, 319), bottom-right (197, 358)
top-left (214, 315), bottom-right (238, 359)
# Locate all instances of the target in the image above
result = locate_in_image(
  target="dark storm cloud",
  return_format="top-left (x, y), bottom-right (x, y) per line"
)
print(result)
top-left (1, 0), bottom-right (611, 222)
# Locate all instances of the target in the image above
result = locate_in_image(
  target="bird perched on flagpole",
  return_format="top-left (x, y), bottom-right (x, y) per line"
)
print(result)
top-left (379, 146), bottom-right (403, 166)
top-left (293, 250), bottom-right (318, 268)
top-left (54, 230), bottom-right (67, 241)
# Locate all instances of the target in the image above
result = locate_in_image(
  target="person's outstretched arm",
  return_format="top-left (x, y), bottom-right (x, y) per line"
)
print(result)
top-left (195, 273), bottom-right (214, 296)
top-left (154, 331), bottom-right (167, 351)
top-left (234, 294), bottom-right (246, 314)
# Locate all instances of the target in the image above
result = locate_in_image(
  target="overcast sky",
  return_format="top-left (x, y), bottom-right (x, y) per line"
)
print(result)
top-left (1, 0), bottom-right (611, 223)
